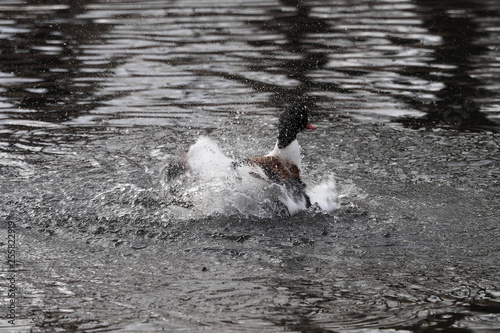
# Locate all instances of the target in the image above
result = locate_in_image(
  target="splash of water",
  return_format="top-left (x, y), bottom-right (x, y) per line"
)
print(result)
top-left (161, 136), bottom-right (338, 219)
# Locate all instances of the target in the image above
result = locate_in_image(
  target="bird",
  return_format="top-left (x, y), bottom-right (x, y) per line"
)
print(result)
top-left (163, 106), bottom-right (317, 215)
top-left (241, 106), bottom-right (317, 209)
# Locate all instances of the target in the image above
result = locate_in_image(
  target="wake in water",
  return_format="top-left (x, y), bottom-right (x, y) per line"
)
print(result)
top-left (160, 136), bottom-right (338, 219)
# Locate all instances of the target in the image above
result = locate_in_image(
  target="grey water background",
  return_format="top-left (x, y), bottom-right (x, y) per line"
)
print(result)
top-left (1, 0), bottom-right (500, 332)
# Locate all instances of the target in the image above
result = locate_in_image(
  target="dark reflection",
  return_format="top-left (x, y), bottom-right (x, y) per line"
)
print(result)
top-left (0, 0), bottom-right (121, 123)
top-left (395, 0), bottom-right (498, 130)
top-left (246, 0), bottom-right (348, 111)
top-left (198, 0), bottom-right (498, 130)
top-left (196, 0), bottom-right (348, 113)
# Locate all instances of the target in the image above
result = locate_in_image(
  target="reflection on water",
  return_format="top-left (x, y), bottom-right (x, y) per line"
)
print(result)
top-left (0, 0), bottom-right (499, 332)
top-left (397, 0), bottom-right (499, 130)
top-left (208, 0), bottom-right (348, 110)
top-left (0, 0), bottom-right (120, 124)
top-left (1, 0), bottom-right (499, 130)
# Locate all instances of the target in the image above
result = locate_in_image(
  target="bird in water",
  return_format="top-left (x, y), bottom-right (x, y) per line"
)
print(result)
top-left (164, 106), bottom-right (317, 215)
top-left (240, 106), bottom-right (317, 209)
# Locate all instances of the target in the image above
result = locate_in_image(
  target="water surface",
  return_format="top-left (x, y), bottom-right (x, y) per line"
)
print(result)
top-left (1, 0), bottom-right (499, 332)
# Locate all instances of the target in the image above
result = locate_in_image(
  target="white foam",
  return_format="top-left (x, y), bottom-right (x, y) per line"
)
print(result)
top-left (162, 136), bottom-right (338, 218)
top-left (307, 176), bottom-right (338, 212)
top-left (186, 135), bottom-right (233, 180)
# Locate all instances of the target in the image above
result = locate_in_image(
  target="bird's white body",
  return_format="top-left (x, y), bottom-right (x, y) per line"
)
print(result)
top-left (266, 139), bottom-right (302, 171)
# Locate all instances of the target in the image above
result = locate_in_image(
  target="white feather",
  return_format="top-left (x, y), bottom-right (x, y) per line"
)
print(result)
top-left (266, 139), bottom-right (302, 170)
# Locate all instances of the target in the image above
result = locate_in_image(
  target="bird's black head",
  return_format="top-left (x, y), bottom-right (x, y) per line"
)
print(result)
top-left (277, 106), bottom-right (316, 149)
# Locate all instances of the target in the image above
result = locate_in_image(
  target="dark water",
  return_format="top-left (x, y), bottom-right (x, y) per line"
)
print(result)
top-left (1, 0), bottom-right (500, 332)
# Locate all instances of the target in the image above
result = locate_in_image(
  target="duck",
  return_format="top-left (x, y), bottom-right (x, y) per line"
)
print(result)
top-left (241, 106), bottom-right (317, 208)
top-left (164, 106), bottom-right (317, 215)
